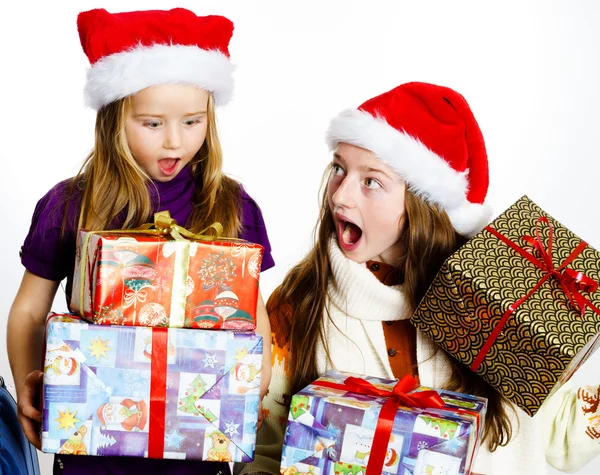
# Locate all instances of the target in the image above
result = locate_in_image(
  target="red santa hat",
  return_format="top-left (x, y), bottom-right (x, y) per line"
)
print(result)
top-left (326, 82), bottom-right (491, 237)
top-left (77, 8), bottom-right (235, 110)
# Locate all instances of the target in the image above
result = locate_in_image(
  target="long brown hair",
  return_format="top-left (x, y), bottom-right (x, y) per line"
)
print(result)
top-left (271, 164), bottom-right (513, 452)
top-left (64, 93), bottom-right (241, 237)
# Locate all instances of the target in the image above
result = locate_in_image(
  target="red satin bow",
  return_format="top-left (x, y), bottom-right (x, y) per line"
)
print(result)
top-left (521, 216), bottom-right (598, 316)
top-left (316, 375), bottom-right (444, 475)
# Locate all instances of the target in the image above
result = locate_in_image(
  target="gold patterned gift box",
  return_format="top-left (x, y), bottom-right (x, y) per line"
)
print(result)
top-left (411, 196), bottom-right (600, 416)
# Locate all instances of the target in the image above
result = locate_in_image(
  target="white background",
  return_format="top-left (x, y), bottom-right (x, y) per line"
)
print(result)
top-left (0, 1), bottom-right (599, 474)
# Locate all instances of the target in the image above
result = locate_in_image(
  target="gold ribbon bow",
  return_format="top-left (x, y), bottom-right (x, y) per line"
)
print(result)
top-left (76, 212), bottom-right (227, 327)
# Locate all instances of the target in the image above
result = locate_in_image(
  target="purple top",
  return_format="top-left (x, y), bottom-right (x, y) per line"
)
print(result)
top-left (21, 166), bottom-right (273, 475)
top-left (22, 164), bottom-right (274, 285)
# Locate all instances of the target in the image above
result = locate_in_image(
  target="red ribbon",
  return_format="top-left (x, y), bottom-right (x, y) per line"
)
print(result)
top-left (316, 375), bottom-right (444, 475)
top-left (470, 216), bottom-right (600, 371)
top-left (148, 327), bottom-right (168, 458)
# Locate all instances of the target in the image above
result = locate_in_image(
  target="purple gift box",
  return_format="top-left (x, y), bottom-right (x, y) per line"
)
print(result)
top-left (281, 370), bottom-right (487, 475)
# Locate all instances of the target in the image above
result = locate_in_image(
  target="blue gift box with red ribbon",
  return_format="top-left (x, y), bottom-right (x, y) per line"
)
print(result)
top-left (41, 313), bottom-right (262, 461)
top-left (280, 370), bottom-right (487, 475)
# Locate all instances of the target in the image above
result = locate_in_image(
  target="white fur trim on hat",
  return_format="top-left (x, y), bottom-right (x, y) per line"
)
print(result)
top-left (326, 109), bottom-right (491, 236)
top-left (84, 44), bottom-right (235, 109)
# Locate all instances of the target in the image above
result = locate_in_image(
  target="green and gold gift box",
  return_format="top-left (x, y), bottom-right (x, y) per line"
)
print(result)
top-left (411, 196), bottom-right (600, 416)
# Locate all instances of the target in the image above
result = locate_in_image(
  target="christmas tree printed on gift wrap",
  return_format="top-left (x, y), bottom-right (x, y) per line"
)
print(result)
top-left (177, 375), bottom-right (218, 422)
top-left (417, 416), bottom-right (459, 439)
top-left (290, 395), bottom-right (310, 420)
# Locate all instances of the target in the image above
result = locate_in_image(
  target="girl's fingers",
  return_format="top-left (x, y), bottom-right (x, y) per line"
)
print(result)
top-left (18, 370), bottom-right (43, 423)
top-left (18, 413), bottom-right (42, 449)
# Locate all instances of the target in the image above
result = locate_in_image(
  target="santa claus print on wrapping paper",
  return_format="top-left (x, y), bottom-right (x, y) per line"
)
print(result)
top-left (578, 385), bottom-right (600, 440)
top-left (95, 397), bottom-right (149, 432)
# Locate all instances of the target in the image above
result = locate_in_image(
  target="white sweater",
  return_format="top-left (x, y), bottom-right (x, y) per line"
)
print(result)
top-left (237, 241), bottom-right (600, 475)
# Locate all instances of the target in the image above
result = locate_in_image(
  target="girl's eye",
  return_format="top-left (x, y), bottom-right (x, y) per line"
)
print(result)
top-left (332, 163), bottom-right (344, 175)
top-left (143, 120), bottom-right (161, 129)
top-left (184, 118), bottom-right (202, 126)
top-left (365, 178), bottom-right (382, 189)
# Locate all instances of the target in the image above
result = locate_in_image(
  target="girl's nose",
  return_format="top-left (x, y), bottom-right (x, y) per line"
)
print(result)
top-left (164, 124), bottom-right (183, 150)
top-left (331, 178), bottom-right (357, 208)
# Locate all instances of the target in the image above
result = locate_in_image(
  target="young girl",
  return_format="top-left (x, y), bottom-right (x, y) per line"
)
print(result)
top-left (236, 82), bottom-right (600, 475)
top-left (8, 8), bottom-right (274, 475)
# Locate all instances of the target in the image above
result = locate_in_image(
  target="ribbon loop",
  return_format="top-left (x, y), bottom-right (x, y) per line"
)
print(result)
top-left (151, 211), bottom-right (224, 242)
top-left (520, 216), bottom-right (597, 315)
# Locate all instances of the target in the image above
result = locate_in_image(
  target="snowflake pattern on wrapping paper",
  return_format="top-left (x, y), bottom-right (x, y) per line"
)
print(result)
top-left (123, 370), bottom-right (150, 398)
top-left (197, 252), bottom-right (237, 294)
top-left (224, 420), bottom-right (240, 437)
top-left (202, 354), bottom-right (218, 369)
top-left (417, 440), bottom-right (429, 451)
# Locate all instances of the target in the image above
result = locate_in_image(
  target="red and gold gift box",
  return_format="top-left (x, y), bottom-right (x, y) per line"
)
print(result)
top-left (411, 196), bottom-right (600, 416)
top-left (70, 212), bottom-right (263, 330)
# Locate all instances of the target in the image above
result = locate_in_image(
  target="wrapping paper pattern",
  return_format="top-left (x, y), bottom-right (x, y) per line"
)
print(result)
top-left (281, 371), bottom-right (486, 475)
top-left (41, 314), bottom-right (262, 461)
top-left (411, 196), bottom-right (600, 416)
top-left (70, 230), bottom-right (263, 330)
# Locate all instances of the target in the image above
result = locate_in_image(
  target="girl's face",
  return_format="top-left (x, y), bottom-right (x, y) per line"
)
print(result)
top-left (328, 143), bottom-right (407, 264)
top-left (125, 84), bottom-right (209, 182)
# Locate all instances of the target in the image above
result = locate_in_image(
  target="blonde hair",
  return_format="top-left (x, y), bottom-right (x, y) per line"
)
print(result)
top-left (66, 93), bottom-right (242, 237)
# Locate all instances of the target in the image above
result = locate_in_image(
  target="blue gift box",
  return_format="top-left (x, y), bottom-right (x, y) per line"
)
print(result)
top-left (41, 313), bottom-right (262, 461)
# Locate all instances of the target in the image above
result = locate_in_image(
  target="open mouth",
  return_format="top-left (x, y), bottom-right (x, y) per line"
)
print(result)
top-left (158, 157), bottom-right (180, 175)
top-left (337, 217), bottom-right (363, 251)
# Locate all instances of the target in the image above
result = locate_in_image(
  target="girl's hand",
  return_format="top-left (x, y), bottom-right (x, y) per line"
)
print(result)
top-left (17, 370), bottom-right (44, 449)
top-left (257, 400), bottom-right (264, 431)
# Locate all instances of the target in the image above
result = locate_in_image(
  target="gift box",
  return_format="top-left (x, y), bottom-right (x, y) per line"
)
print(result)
top-left (411, 195), bottom-right (600, 416)
top-left (70, 213), bottom-right (263, 330)
top-left (280, 370), bottom-right (486, 475)
top-left (41, 313), bottom-right (262, 461)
